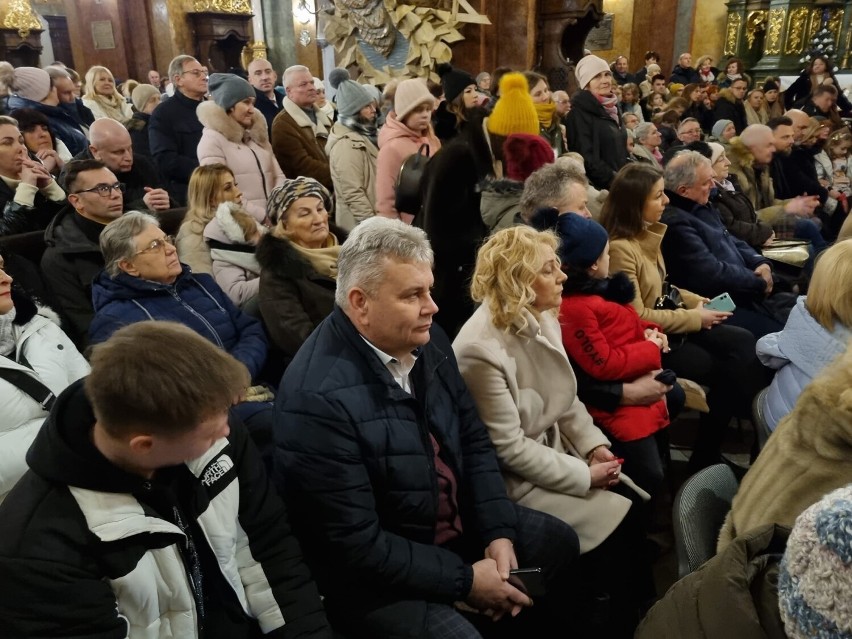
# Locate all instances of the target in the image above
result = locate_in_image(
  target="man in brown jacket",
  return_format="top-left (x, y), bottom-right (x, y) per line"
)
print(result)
top-left (271, 65), bottom-right (333, 191)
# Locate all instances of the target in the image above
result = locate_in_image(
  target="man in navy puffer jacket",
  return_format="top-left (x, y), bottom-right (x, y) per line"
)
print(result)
top-left (275, 217), bottom-right (579, 639)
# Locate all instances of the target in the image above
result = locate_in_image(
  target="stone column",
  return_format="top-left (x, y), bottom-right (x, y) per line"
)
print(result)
top-left (260, 0), bottom-right (297, 73)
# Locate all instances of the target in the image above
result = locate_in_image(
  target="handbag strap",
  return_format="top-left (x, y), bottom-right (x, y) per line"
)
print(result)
top-left (0, 366), bottom-right (55, 411)
top-left (418, 143), bottom-right (430, 158)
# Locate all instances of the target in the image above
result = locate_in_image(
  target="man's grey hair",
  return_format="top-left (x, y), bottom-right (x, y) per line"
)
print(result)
top-left (740, 123), bottom-right (772, 148)
top-left (283, 65), bottom-right (311, 88)
top-left (520, 163), bottom-right (588, 221)
top-left (100, 211), bottom-right (159, 278)
top-left (335, 217), bottom-right (434, 309)
top-left (634, 122), bottom-right (657, 143)
top-left (168, 55), bottom-right (197, 82)
top-left (45, 66), bottom-right (70, 81)
top-left (475, 71), bottom-right (490, 83)
top-left (622, 112), bottom-right (638, 124)
top-left (664, 151), bottom-right (711, 192)
top-left (676, 117), bottom-right (700, 134)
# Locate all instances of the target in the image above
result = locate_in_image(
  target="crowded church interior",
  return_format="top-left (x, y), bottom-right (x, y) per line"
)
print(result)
top-left (0, 0), bottom-right (851, 637)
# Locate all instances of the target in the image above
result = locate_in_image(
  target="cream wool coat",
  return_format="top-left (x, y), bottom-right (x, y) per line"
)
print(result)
top-left (453, 304), bottom-right (631, 552)
top-left (196, 100), bottom-right (285, 223)
top-left (608, 222), bottom-right (705, 334)
top-left (325, 121), bottom-right (378, 231)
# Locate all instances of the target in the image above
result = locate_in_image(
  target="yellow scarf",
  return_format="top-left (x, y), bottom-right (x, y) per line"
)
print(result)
top-left (534, 101), bottom-right (557, 128)
top-left (288, 232), bottom-right (341, 279)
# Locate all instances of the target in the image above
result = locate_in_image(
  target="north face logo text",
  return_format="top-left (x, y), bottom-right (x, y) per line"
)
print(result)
top-left (202, 455), bottom-right (234, 487)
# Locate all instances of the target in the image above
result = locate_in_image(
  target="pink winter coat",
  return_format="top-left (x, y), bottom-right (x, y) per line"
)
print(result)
top-left (375, 113), bottom-right (440, 219)
top-left (196, 100), bottom-right (286, 223)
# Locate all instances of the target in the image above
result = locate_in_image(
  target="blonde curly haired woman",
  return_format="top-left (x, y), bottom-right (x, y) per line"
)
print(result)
top-left (82, 66), bottom-right (133, 123)
top-left (452, 225), bottom-right (654, 638)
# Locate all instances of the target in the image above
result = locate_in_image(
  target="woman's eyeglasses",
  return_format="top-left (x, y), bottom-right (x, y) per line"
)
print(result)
top-left (135, 235), bottom-right (176, 255)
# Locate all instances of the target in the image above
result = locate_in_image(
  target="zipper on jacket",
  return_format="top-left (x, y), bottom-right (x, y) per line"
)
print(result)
top-left (173, 504), bottom-right (206, 633)
top-left (167, 288), bottom-right (225, 349)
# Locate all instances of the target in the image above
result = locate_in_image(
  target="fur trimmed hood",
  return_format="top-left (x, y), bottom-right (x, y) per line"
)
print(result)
top-left (716, 88), bottom-right (739, 106)
top-left (203, 201), bottom-right (266, 245)
top-left (726, 135), bottom-right (756, 171)
top-left (197, 99), bottom-right (270, 148)
top-left (256, 226), bottom-right (346, 280)
top-left (11, 288), bottom-right (61, 327)
top-left (562, 270), bottom-right (636, 303)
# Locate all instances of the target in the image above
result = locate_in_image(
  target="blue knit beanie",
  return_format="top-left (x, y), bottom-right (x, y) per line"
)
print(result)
top-left (555, 213), bottom-right (609, 269)
top-left (778, 484), bottom-right (852, 638)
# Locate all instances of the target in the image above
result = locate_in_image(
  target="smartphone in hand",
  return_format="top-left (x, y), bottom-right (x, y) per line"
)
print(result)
top-left (705, 292), bottom-right (736, 312)
top-left (508, 568), bottom-right (546, 597)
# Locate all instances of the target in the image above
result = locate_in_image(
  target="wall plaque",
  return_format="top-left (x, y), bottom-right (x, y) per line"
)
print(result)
top-left (91, 20), bottom-right (115, 50)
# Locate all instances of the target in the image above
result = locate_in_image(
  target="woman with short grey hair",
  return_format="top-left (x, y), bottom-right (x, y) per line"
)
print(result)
top-left (99, 211), bottom-right (159, 277)
top-left (631, 122), bottom-right (663, 168)
top-left (89, 212), bottom-right (268, 383)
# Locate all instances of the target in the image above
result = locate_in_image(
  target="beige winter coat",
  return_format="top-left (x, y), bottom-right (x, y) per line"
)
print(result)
top-left (608, 222), bottom-right (706, 334)
top-left (453, 304), bottom-right (631, 552)
top-left (325, 121), bottom-right (378, 231)
top-left (717, 345), bottom-right (852, 551)
top-left (196, 100), bottom-right (285, 223)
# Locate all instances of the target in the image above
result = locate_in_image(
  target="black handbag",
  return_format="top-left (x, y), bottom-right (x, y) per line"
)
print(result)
top-left (654, 282), bottom-right (685, 311)
top-left (394, 143), bottom-right (431, 215)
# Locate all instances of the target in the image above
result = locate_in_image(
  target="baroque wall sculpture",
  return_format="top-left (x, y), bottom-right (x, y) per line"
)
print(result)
top-left (323, 0), bottom-right (489, 84)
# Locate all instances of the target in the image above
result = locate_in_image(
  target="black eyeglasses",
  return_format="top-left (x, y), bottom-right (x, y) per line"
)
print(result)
top-left (73, 182), bottom-right (126, 197)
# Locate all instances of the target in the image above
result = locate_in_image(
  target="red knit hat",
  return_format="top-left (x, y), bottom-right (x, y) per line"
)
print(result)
top-left (502, 134), bottom-right (554, 182)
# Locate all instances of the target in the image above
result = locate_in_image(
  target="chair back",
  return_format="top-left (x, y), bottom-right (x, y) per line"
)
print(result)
top-left (752, 386), bottom-right (772, 452)
top-left (672, 463), bottom-right (739, 578)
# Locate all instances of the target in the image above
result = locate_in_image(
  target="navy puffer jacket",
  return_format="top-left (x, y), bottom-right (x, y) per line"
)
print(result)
top-left (275, 307), bottom-right (517, 637)
top-left (89, 264), bottom-right (267, 379)
top-left (661, 190), bottom-right (771, 301)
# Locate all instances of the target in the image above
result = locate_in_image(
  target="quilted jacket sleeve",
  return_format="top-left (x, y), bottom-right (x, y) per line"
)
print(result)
top-left (229, 418), bottom-right (332, 638)
top-left (276, 389), bottom-right (476, 603)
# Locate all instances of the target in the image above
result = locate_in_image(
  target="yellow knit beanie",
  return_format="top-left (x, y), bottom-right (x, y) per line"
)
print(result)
top-left (486, 73), bottom-right (539, 137)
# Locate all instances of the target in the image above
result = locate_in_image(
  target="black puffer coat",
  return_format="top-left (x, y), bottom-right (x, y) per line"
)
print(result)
top-left (275, 307), bottom-right (517, 637)
top-left (711, 176), bottom-right (774, 249)
top-left (565, 90), bottom-right (627, 189)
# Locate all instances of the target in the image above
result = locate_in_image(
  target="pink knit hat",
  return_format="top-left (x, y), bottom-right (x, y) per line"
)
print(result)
top-left (394, 78), bottom-right (436, 121)
top-left (13, 67), bottom-right (51, 102)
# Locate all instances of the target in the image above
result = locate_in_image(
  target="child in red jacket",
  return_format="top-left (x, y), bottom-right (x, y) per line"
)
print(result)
top-left (556, 213), bottom-right (673, 494)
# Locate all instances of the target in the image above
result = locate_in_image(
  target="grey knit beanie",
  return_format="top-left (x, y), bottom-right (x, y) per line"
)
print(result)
top-left (207, 73), bottom-right (255, 111)
top-left (778, 483), bottom-right (852, 638)
top-left (13, 67), bottom-right (51, 102)
top-left (712, 119), bottom-right (733, 140)
top-left (131, 84), bottom-right (160, 112)
top-left (328, 68), bottom-right (374, 118)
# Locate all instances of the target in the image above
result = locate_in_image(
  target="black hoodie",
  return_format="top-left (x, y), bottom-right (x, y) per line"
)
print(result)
top-left (0, 380), bottom-right (332, 639)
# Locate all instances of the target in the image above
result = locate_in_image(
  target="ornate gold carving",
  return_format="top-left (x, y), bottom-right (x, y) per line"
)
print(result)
top-left (725, 12), bottom-right (742, 56)
top-left (785, 7), bottom-right (809, 55)
top-left (248, 40), bottom-right (267, 59)
top-left (745, 10), bottom-right (767, 50)
top-left (765, 8), bottom-right (785, 55)
top-left (808, 8), bottom-right (820, 44)
top-left (3, 0), bottom-right (42, 38)
top-left (827, 8), bottom-right (844, 46)
top-left (843, 28), bottom-right (852, 69)
top-left (192, 0), bottom-right (252, 14)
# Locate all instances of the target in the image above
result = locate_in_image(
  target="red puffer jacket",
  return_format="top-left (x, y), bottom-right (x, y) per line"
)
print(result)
top-left (560, 273), bottom-right (669, 441)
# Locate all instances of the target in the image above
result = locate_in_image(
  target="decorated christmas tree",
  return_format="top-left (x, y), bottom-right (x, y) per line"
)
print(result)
top-left (799, 20), bottom-right (839, 72)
